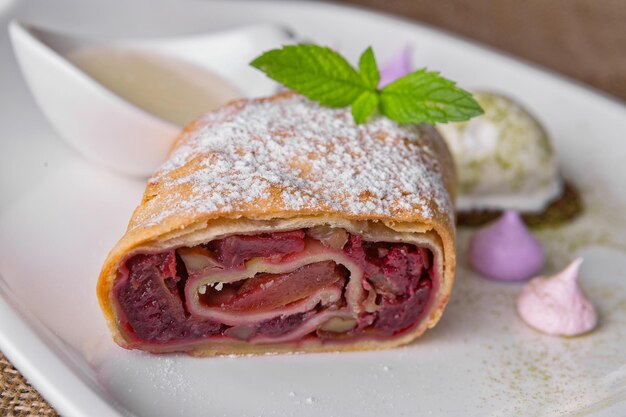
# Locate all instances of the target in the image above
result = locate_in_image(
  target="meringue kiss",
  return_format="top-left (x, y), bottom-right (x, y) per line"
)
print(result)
top-left (517, 258), bottom-right (597, 336)
top-left (469, 211), bottom-right (544, 281)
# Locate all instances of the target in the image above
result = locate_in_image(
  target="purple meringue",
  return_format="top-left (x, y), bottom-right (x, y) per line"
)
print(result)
top-left (378, 46), bottom-right (412, 87)
top-left (468, 211), bottom-right (544, 281)
top-left (517, 258), bottom-right (597, 336)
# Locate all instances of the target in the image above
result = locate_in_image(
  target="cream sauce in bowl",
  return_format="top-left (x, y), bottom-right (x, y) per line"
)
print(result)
top-left (68, 47), bottom-right (241, 127)
top-left (9, 22), bottom-right (293, 176)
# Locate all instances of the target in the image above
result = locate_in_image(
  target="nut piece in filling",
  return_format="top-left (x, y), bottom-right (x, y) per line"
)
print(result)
top-left (112, 229), bottom-right (438, 350)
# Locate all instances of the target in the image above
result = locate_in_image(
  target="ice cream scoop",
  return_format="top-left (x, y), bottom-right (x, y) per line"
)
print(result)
top-left (469, 211), bottom-right (544, 281)
top-left (517, 258), bottom-right (597, 336)
top-left (437, 92), bottom-right (563, 213)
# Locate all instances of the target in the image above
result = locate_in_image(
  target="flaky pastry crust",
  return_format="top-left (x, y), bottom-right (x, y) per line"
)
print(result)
top-left (97, 92), bottom-right (456, 355)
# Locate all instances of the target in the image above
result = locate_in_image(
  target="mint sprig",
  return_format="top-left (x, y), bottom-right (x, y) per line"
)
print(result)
top-left (357, 47), bottom-right (380, 90)
top-left (250, 44), bottom-right (483, 125)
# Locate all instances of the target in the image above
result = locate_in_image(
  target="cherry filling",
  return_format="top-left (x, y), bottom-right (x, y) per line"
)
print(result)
top-left (210, 230), bottom-right (306, 268)
top-left (113, 230), bottom-right (435, 346)
top-left (114, 252), bottom-right (223, 343)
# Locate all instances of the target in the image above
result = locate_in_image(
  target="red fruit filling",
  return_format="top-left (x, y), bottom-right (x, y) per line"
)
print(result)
top-left (203, 261), bottom-right (346, 311)
top-left (210, 231), bottom-right (306, 268)
top-left (113, 229), bottom-right (435, 347)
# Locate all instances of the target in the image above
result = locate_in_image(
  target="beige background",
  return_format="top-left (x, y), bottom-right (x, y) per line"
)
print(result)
top-left (338, 0), bottom-right (626, 101)
top-left (1, 1), bottom-right (625, 416)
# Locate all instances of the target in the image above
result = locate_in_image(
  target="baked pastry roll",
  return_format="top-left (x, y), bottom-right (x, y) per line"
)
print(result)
top-left (97, 92), bottom-right (456, 355)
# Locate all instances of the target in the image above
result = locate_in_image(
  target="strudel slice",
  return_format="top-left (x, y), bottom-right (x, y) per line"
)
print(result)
top-left (97, 93), bottom-right (456, 355)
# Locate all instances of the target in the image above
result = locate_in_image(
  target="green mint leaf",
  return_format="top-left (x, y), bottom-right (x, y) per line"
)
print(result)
top-left (351, 91), bottom-right (379, 124)
top-left (358, 47), bottom-right (380, 89)
top-left (250, 44), bottom-right (483, 125)
top-left (250, 44), bottom-right (368, 107)
top-left (379, 69), bottom-right (484, 124)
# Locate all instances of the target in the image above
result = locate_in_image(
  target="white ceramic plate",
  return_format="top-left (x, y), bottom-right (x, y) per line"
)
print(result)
top-left (1, 1), bottom-right (626, 416)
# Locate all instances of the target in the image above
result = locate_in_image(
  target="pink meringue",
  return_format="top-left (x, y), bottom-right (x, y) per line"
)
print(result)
top-left (378, 46), bottom-right (411, 87)
top-left (517, 258), bottom-right (597, 336)
top-left (468, 211), bottom-right (544, 281)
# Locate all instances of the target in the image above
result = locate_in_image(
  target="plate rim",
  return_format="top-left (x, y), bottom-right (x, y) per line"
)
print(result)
top-left (0, 278), bottom-right (127, 417)
top-left (1, 1), bottom-right (625, 416)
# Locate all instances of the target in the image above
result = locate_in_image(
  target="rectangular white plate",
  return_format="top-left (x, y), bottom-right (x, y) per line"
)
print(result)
top-left (1, 1), bottom-right (626, 416)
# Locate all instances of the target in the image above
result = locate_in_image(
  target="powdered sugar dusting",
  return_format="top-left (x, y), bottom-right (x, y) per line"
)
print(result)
top-left (134, 94), bottom-right (452, 228)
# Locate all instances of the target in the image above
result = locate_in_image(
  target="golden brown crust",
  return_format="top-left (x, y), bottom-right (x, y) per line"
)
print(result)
top-left (97, 92), bottom-right (457, 354)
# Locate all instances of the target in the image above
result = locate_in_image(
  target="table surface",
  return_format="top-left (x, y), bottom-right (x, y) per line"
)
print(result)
top-left (1, 0), bottom-right (625, 416)
top-left (340, 0), bottom-right (626, 102)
